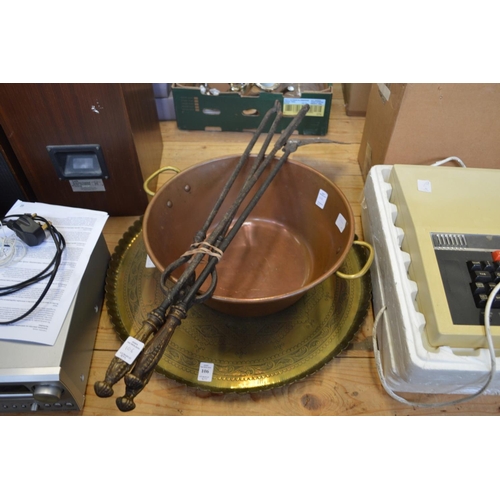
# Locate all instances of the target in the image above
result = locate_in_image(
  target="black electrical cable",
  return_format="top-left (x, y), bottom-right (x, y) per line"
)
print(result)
top-left (0, 213), bottom-right (66, 324)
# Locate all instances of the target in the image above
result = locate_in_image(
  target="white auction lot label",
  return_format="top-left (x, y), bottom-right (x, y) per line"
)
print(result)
top-left (197, 362), bottom-right (214, 382)
top-left (116, 337), bottom-right (144, 365)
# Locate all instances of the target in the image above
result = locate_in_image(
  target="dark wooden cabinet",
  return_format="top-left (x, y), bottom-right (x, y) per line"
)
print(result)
top-left (0, 124), bottom-right (36, 217)
top-left (0, 84), bottom-right (163, 216)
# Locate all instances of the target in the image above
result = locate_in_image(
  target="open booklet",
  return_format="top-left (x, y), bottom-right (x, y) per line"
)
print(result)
top-left (0, 200), bottom-right (108, 345)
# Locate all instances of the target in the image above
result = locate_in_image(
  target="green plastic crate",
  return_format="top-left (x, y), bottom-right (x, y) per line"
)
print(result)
top-left (172, 84), bottom-right (332, 135)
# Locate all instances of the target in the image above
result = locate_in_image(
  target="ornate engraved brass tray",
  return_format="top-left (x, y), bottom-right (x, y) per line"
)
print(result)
top-left (106, 219), bottom-right (371, 392)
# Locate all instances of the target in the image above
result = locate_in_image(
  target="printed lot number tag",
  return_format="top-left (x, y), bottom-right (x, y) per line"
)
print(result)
top-left (418, 179), bottom-right (432, 193)
top-left (116, 337), bottom-right (144, 365)
top-left (336, 213), bottom-right (347, 233)
top-left (198, 362), bottom-right (214, 382)
top-left (315, 189), bottom-right (328, 209)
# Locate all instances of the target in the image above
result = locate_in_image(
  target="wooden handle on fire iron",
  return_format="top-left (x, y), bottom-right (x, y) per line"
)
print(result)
top-left (115, 306), bottom-right (186, 412)
top-left (94, 310), bottom-right (165, 398)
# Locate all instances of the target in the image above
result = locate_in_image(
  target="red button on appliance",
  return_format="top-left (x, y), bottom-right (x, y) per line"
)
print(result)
top-left (492, 250), bottom-right (500, 262)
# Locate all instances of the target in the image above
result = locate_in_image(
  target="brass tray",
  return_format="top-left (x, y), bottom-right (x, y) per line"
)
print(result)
top-left (106, 219), bottom-right (371, 392)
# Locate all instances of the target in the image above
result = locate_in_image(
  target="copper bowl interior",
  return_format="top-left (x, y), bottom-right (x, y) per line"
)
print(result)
top-left (143, 155), bottom-right (354, 316)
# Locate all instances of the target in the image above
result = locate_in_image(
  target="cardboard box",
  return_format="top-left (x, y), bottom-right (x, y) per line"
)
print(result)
top-left (358, 83), bottom-right (500, 179)
top-left (172, 83), bottom-right (332, 135)
top-left (341, 83), bottom-right (371, 116)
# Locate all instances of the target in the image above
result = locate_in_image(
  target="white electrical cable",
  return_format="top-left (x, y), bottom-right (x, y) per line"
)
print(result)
top-left (0, 221), bottom-right (27, 266)
top-left (431, 156), bottom-right (467, 168)
top-left (0, 220), bottom-right (15, 266)
top-left (372, 283), bottom-right (499, 407)
top-left (0, 237), bottom-right (15, 265)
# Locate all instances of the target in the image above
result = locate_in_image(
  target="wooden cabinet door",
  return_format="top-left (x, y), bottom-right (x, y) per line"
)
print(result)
top-left (0, 84), bottom-right (162, 216)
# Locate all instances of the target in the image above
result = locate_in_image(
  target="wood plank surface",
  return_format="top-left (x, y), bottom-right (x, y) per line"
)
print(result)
top-left (82, 351), bottom-right (500, 416)
top-left (46, 84), bottom-right (500, 416)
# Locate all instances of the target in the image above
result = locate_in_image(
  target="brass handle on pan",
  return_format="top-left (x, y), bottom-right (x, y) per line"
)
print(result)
top-left (143, 166), bottom-right (180, 196)
top-left (336, 240), bottom-right (374, 280)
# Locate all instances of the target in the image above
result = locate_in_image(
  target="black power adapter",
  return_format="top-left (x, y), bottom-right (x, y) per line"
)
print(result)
top-left (4, 214), bottom-right (46, 246)
top-left (1, 212), bottom-right (66, 324)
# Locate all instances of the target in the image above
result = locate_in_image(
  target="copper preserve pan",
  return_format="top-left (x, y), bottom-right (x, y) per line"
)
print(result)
top-left (143, 155), bottom-right (371, 317)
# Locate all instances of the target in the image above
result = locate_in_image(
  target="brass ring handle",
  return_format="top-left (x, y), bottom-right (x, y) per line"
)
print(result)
top-left (143, 166), bottom-right (180, 196)
top-left (336, 240), bottom-right (374, 280)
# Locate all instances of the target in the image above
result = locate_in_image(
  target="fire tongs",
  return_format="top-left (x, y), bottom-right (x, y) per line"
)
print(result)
top-left (95, 101), bottom-right (333, 412)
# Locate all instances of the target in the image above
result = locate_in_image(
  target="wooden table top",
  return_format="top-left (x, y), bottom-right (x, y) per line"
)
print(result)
top-left (63, 85), bottom-right (500, 415)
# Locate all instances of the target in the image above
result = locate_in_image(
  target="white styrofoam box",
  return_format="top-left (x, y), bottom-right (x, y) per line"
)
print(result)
top-left (362, 165), bottom-right (500, 395)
